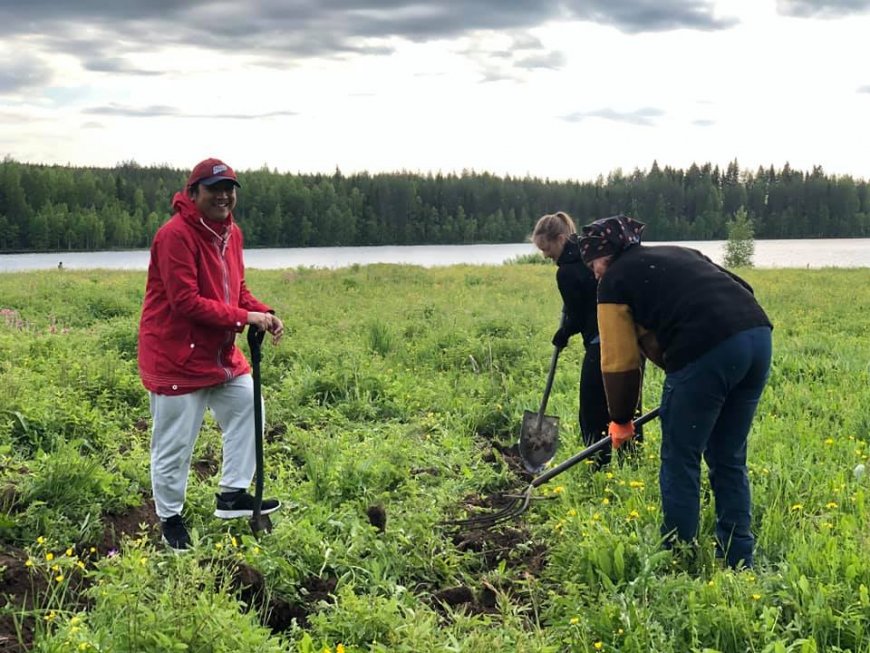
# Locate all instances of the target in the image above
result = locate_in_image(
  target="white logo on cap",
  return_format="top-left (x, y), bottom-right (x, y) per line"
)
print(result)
top-left (212, 164), bottom-right (228, 175)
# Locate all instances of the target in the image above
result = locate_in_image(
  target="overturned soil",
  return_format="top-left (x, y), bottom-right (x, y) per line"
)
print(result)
top-left (0, 548), bottom-right (41, 653)
top-left (228, 563), bottom-right (337, 632)
top-left (0, 501), bottom-right (160, 652)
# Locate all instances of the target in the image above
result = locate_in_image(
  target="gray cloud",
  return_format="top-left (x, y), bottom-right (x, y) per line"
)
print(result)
top-left (0, 55), bottom-right (53, 94)
top-left (692, 119), bottom-right (715, 126)
top-left (83, 57), bottom-right (163, 76)
top-left (562, 107), bottom-right (665, 126)
top-left (858, 85), bottom-right (870, 93)
top-left (462, 28), bottom-right (570, 81)
top-left (0, 1), bottom-right (737, 68)
top-left (777, 0), bottom-right (870, 17)
top-left (515, 50), bottom-right (567, 71)
top-left (83, 104), bottom-right (297, 119)
top-left (566, 0), bottom-right (737, 32)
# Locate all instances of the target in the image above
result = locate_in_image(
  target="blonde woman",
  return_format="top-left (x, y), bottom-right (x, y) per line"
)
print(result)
top-left (532, 211), bottom-right (616, 466)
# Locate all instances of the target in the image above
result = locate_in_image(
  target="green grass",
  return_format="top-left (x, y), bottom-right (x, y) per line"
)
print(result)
top-left (0, 264), bottom-right (868, 652)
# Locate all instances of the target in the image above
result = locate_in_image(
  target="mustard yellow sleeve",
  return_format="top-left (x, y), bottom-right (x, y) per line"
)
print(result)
top-left (598, 303), bottom-right (642, 424)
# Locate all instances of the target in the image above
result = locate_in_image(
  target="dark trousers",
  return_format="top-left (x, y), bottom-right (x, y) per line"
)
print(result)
top-left (580, 343), bottom-right (643, 466)
top-left (659, 326), bottom-right (772, 568)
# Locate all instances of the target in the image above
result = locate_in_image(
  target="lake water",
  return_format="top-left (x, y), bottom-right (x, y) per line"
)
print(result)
top-left (0, 239), bottom-right (868, 272)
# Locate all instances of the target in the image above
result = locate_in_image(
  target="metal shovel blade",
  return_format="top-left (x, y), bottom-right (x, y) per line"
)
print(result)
top-left (518, 409), bottom-right (559, 473)
top-left (249, 513), bottom-right (273, 537)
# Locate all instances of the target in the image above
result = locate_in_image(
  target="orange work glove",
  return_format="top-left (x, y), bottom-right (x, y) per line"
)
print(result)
top-left (608, 421), bottom-right (635, 449)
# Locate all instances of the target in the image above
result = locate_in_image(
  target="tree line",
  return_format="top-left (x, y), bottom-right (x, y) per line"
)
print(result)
top-left (0, 157), bottom-right (867, 252)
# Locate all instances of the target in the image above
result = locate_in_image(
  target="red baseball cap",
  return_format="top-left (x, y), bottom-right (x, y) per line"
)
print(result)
top-left (187, 158), bottom-right (241, 188)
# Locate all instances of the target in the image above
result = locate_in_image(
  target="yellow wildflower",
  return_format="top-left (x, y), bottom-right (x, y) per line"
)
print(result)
top-left (337, 645), bottom-right (346, 653)
top-left (25, 559), bottom-right (33, 567)
top-left (66, 548), bottom-right (74, 557)
top-left (826, 502), bottom-right (838, 509)
top-left (45, 552), bottom-right (54, 561)
top-left (594, 642), bottom-right (604, 650)
top-left (629, 480), bottom-right (644, 489)
top-left (55, 574), bottom-right (64, 583)
top-left (602, 497), bottom-right (610, 505)
top-left (790, 504), bottom-right (803, 511)
top-left (751, 594), bottom-right (761, 600)
top-left (570, 617), bottom-right (580, 625)
top-left (37, 536), bottom-right (45, 545)
top-left (824, 438), bottom-right (834, 445)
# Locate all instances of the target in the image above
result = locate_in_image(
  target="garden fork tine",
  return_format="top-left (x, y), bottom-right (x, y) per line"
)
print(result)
top-left (443, 407), bottom-right (661, 530)
top-left (442, 486), bottom-right (537, 529)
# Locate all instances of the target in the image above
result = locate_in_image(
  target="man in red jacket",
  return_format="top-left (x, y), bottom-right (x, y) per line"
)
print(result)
top-left (138, 157), bottom-right (283, 551)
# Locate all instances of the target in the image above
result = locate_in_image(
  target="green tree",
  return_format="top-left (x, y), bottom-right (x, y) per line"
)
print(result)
top-left (723, 206), bottom-right (755, 268)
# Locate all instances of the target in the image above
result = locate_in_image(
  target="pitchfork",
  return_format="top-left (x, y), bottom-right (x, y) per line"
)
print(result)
top-left (444, 407), bottom-right (661, 529)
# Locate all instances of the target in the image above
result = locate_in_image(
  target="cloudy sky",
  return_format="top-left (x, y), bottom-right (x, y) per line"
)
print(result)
top-left (1, 0), bottom-right (869, 182)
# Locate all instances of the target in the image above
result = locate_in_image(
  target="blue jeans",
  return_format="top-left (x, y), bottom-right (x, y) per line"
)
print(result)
top-left (659, 326), bottom-right (772, 568)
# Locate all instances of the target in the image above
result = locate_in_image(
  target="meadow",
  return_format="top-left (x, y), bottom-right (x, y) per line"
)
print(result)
top-left (0, 263), bottom-right (868, 652)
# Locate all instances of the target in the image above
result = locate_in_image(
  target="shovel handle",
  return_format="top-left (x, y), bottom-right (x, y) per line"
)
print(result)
top-left (531, 406), bottom-right (661, 488)
top-left (535, 346), bottom-right (561, 430)
top-left (535, 310), bottom-right (567, 430)
top-left (247, 326), bottom-right (266, 526)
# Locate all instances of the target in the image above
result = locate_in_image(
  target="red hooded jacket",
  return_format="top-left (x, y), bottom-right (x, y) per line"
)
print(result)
top-left (137, 192), bottom-right (271, 395)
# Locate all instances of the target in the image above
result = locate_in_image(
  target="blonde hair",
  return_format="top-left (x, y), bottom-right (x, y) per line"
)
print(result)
top-left (532, 211), bottom-right (576, 242)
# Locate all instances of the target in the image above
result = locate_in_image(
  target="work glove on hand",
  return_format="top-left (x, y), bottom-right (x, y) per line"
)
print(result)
top-left (551, 327), bottom-right (570, 349)
top-left (608, 421), bottom-right (635, 449)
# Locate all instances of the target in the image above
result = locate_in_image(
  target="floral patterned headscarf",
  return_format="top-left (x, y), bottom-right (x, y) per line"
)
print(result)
top-left (578, 215), bottom-right (646, 265)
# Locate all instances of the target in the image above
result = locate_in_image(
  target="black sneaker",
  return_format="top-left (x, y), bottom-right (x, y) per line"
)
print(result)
top-left (161, 514), bottom-right (191, 552)
top-left (214, 490), bottom-right (281, 519)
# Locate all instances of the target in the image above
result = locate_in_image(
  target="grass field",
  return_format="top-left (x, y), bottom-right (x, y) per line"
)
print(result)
top-left (1, 264), bottom-right (869, 652)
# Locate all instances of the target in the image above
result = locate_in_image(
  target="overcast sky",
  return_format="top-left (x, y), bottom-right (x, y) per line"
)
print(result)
top-left (1, 0), bottom-right (869, 182)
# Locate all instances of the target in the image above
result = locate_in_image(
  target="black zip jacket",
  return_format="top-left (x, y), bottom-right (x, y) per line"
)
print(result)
top-left (555, 235), bottom-right (600, 347)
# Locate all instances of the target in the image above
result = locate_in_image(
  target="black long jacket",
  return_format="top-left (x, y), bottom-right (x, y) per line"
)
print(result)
top-left (555, 235), bottom-right (600, 347)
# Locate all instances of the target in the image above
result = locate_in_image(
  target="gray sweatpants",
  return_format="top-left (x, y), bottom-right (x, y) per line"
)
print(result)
top-left (149, 374), bottom-right (260, 519)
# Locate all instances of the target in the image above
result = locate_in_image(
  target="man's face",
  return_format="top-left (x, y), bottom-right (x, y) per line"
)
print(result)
top-left (193, 180), bottom-right (237, 221)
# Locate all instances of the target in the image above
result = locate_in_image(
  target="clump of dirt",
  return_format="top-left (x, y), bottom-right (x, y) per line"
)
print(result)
top-left (228, 563), bottom-right (337, 632)
top-left (451, 524), bottom-right (546, 575)
top-left (265, 423), bottom-right (287, 443)
top-left (366, 504), bottom-right (387, 532)
top-left (192, 457), bottom-right (219, 480)
top-left (98, 501), bottom-right (161, 553)
top-left (491, 442), bottom-right (535, 482)
top-left (430, 580), bottom-right (502, 619)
